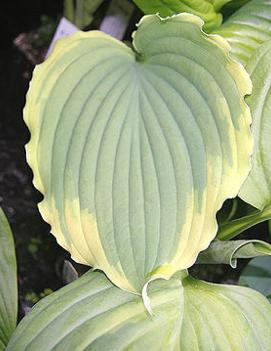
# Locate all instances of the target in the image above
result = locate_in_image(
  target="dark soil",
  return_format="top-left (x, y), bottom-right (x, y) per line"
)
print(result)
top-left (0, 1), bottom-right (67, 318)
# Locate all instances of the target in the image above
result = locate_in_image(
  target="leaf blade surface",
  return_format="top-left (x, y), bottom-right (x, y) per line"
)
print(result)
top-left (239, 41), bottom-right (271, 209)
top-left (0, 208), bottom-right (18, 350)
top-left (7, 271), bottom-right (271, 350)
top-left (214, 0), bottom-right (271, 65)
top-left (25, 14), bottom-right (252, 292)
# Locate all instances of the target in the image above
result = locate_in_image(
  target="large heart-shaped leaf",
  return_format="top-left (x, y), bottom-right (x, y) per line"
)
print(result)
top-left (239, 41), bottom-right (271, 210)
top-left (0, 208), bottom-right (18, 350)
top-left (7, 270), bottom-right (271, 350)
top-left (133, 0), bottom-right (231, 31)
top-left (214, 0), bottom-right (271, 65)
top-left (25, 14), bottom-right (252, 293)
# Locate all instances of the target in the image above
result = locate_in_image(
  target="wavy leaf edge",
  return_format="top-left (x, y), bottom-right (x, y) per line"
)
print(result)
top-left (24, 13), bottom-right (253, 294)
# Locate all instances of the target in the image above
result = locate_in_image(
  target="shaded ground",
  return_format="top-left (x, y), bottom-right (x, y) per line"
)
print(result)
top-left (0, 0), bottom-right (118, 317)
top-left (0, 1), bottom-right (67, 317)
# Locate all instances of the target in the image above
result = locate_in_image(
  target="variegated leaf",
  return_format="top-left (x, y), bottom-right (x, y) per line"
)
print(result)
top-left (25, 14), bottom-right (252, 292)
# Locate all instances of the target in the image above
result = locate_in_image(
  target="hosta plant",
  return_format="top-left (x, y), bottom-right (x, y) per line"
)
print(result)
top-left (2, 1), bottom-right (271, 350)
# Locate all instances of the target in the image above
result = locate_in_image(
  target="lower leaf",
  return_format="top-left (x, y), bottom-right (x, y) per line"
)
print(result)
top-left (181, 277), bottom-right (271, 350)
top-left (7, 270), bottom-right (271, 350)
top-left (0, 208), bottom-right (18, 350)
top-left (7, 270), bottom-right (183, 351)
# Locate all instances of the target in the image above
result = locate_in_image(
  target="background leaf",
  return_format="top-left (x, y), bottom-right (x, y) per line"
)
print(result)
top-left (239, 40), bottom-right (271, 210)
top-left (132, 0), bottom-right (230, 31)
top-left (217, 205), bottom-right (271, 240)
top-left (197, 239), bottom-right (271, 267)
top-left (214, 0), bottom-right (271, 66)
top-left (62, 260), bottom-right (79, 284)
top-left (25, 14), bottom-right (252, 292)
top-left (239, 256), bottom-right (271, 302)
top-left (0, 208), bottom-right (18, 350)
top-left (221, 0), bottom-right (250, 14)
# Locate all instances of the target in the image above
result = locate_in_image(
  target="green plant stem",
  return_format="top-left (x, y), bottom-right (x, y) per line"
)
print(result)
top-left (64, 0), bottom-right (75, 23)
top-left (224, 198), bottom-right (238, 222)
top-left (213, 0), bottom-right (232, 11)
top-left (75, 0), bottom-right (84, 29)
top-left (217, 205), bottom-right (271, 241)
